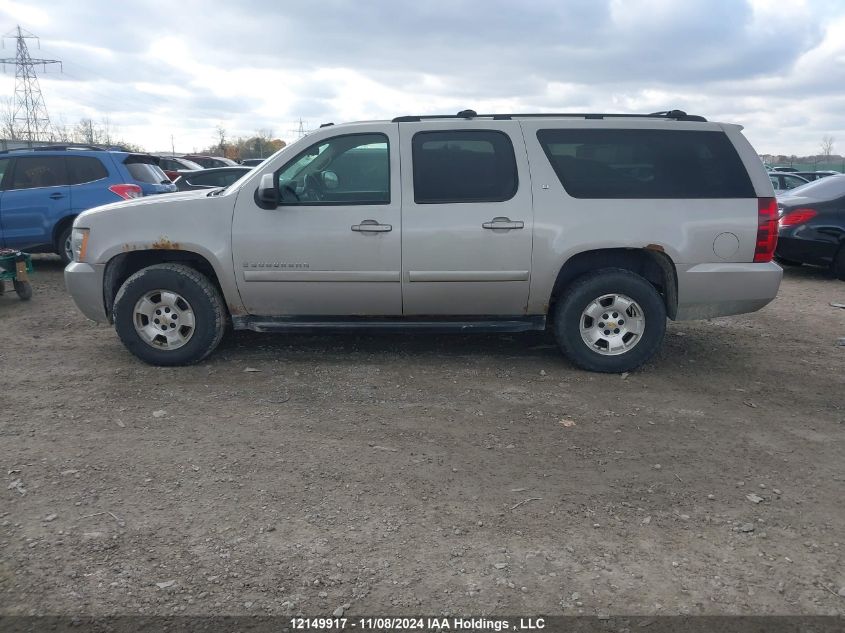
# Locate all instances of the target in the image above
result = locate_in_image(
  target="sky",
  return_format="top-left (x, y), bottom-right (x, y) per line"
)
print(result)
top-left (0, 0), bottom-right (843, 156)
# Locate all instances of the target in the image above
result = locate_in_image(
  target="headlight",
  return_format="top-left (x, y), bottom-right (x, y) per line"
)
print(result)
top-left (71, 228), bottom-right (90, 262)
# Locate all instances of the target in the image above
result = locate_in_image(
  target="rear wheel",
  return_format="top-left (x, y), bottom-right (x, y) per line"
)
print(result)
top-left (113, 263), bottom-right (226, 365)
top-left (553, 268), bottom-right (666, 373)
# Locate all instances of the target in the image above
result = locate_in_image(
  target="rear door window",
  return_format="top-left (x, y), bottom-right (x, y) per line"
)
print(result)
top-left (536, 129), bottom-right (755, 198)
top-left (412, 130), bottom-right (518, 203)
top-left (66, 156), bottom-right (108, 185)
top-left (9, 156), bottom-right (70, 190)
top-left (0, 158), bottom-right (10, 188)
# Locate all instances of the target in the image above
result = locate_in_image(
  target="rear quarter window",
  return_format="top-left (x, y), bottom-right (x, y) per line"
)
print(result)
top-left (536, 129), bottom-right (755, 199)
top-left (67, 156), bottom-right (109, 185)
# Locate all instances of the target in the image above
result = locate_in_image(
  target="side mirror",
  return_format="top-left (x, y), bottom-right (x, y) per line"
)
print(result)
top-left (255, 173), bottom-right (279, 208)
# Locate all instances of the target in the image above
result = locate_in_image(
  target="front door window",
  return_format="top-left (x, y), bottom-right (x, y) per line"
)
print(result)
top-left (277, 133), bottom-right (389, 205)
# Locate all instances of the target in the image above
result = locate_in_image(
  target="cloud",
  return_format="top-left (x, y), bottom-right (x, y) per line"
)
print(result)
top-left (0, 0), bottom-right (841, 155)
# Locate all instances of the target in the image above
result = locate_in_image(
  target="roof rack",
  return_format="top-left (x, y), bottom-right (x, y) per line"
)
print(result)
top-left (392, 109), bottom-right (707, 123)
top-left (0, 144), bottom-right (122, 155)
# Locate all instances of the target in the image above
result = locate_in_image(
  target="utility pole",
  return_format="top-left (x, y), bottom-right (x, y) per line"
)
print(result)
top-left (0, 25), bottom-right (61, 145)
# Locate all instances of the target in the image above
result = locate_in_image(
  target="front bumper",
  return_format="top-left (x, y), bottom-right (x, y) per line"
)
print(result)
top-left (64, 262), bottom-right (108, 323)
top-left (675, 261), bottom-right (782, 320)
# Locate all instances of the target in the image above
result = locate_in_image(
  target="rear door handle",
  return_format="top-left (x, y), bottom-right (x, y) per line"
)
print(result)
top-left (49, 193), bottom-right (65, 200)
top-left (352, 220), bottom-right (392, 233)
top-left (482, 217), bottom-right (524, 230)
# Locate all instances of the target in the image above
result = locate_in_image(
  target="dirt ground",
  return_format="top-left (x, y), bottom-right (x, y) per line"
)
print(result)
top-left (1, 257), bottom-right (844, 618)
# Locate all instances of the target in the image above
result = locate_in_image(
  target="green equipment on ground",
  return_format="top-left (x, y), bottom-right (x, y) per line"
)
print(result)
top-left (0, 248), bottom-right (34, 300)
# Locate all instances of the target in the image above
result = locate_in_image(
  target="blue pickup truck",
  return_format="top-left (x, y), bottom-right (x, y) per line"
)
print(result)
top-left (0, 146), bottom-right (176, 263)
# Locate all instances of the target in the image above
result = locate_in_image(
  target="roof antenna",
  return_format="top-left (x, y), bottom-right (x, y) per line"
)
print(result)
top-left (456, 109), bottom-right (477, 118)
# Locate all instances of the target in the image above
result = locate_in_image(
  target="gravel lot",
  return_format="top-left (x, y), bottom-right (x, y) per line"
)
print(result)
top-left (1, 257), bottom-right (844, 617)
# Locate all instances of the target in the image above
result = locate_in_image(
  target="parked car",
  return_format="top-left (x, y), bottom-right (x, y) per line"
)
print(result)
top-left (771, 166), bottom-right (800, 172)
top-left (173, 166), bottom-right (253, 191)
top-left (181, 155), bottom-right (238, 169)
top-left (65, 109), bottom-right (782, 372)
top-left (791, 170), bottom-right (839, 182)
top-left (775, 174), bottom-right (845, 279)
top-left (240, 158), bottom-right (266, 167)
top-left (0, 145), bottom-right (175, 263)
top-left (156, 156), bottom-right (203, 181)
top-left (769, 171), bottom-right (809, 193)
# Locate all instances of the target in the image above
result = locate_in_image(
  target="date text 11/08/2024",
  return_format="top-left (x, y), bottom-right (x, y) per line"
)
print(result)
top-left (289, 617), bottom-right (546, 631)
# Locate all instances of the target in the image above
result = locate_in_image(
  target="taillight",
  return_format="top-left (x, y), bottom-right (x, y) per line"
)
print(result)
top-left (779, 207), bottom-right (817, 228)
top-left (754, 197), bottom-right (778, 263)
top-left (108, 184), bottom-right (143, 200)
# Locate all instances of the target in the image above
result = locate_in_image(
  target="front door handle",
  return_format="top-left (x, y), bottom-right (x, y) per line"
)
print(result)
top-left (482, 217), bottom-right (524, 230)
top-left (352, 219), bottom-right (392, 233)
top-left (49, 193), bottom-right (65, 200)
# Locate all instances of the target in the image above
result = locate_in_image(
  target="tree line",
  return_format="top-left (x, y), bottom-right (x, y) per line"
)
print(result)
top-left (2, 98), bottom-right (287, 159)
top-left (197, 126), bottom-right (286, 161)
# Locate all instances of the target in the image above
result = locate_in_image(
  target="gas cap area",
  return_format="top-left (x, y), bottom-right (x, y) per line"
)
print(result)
top-left (713, 232), bottom-right (740, 260)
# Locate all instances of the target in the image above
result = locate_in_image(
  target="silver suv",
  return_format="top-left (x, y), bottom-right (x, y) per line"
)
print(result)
top-left (65, 110), bottom-right (782, 372)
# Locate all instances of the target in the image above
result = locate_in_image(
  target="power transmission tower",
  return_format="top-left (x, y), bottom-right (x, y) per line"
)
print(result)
top-left (0, 25), bottom-right (62, 144)
top-left (288, 118), bottom-right (310, 140)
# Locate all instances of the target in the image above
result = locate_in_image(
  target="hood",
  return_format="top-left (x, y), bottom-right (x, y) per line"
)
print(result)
top-left (75, 188), bottom-right (216, 224)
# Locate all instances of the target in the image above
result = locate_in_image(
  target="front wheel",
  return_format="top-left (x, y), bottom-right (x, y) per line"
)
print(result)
top-left (113, 263), bottom-right (226, 366)
top-left (553, 268), bottom-right (666, 373)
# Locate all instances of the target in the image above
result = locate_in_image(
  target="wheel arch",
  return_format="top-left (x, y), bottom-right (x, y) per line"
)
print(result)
top-left (548, 247), bottom-right (678, 320)
top-left (103, 249), bottom-right (230, 323)
top-left (51, 214), bottom-right (78, 252)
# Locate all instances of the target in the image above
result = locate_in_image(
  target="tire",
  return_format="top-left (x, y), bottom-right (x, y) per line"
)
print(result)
top-left (834, 246), bottom-right (845, 281)
top-left (774, 256), bottom-right (802, 267)
top-left (113, 263), bottom-right (226, 366)
top-left (13, 280), bottom-right (31, 300)
top-left (553, 268), bottom-right (667, 373)
top-left (56, 224), bottom-right (73, 265)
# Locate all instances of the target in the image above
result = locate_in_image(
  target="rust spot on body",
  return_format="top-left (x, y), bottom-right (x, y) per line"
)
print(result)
top-left (227, 302), bottom-right (246, 316)
top-left (152, 237), bottom-right (180, 250)
top-left (645, 243), bottom-right (665, 252)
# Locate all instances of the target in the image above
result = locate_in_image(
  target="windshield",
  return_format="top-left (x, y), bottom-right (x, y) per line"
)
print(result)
top-left (780, 174), bottom-right (845, 199)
